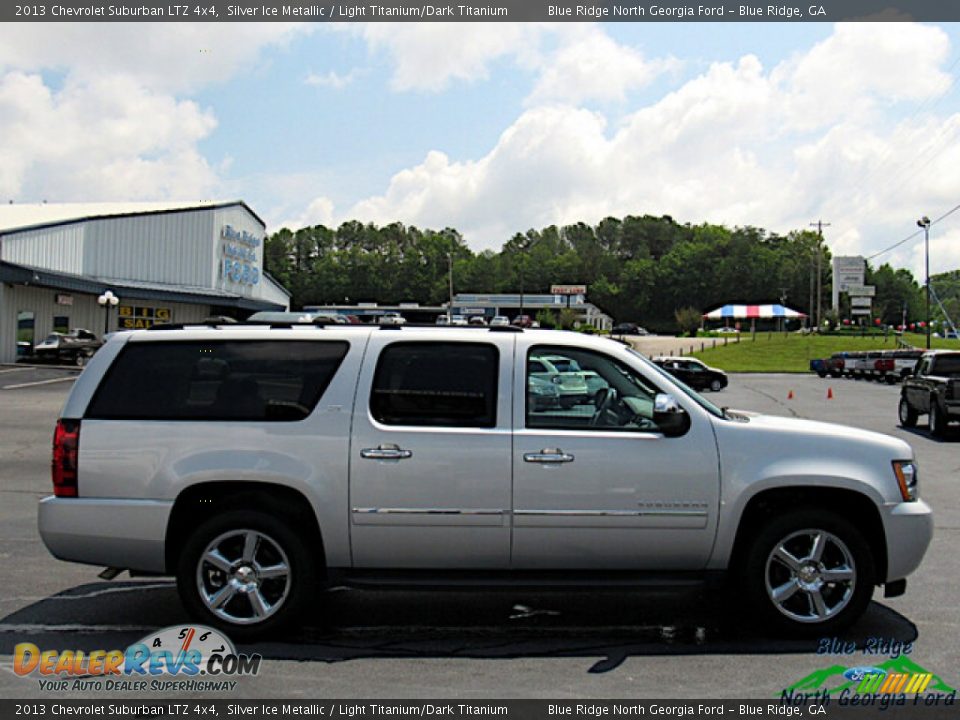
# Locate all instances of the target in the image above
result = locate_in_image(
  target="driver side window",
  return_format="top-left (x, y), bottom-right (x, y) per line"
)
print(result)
top-left (526, 346), bottom-right (662, 432)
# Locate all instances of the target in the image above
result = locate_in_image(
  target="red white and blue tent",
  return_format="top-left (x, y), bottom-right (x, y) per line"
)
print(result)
top-left (703, 304), bottom-right (806, 319)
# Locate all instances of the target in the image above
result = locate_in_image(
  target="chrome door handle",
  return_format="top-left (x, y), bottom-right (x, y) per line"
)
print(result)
top-left (523, 448), bottom-right (575, 464)
top-left (361, 444), bottom-right (413, 460)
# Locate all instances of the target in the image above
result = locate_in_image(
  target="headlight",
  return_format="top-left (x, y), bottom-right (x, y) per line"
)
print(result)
top-left (893, 460), bottom-right (918, 502)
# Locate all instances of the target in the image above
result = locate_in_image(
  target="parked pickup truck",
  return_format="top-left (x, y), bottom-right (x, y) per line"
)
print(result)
top-left (898, 350), bottom-right (960, 437)
top-left (40, 325), bottom-right (931, 639)
top-left (33, 329), bottom-right (102, 367)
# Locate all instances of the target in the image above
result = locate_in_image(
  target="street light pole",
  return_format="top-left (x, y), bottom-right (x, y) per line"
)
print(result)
top-left (917, 216), bottom-right (931, 349)
top-left (97, 290), bottom-right (119, 336)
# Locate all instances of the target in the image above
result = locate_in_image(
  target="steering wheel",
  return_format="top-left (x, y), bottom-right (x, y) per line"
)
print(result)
top-left (589, 387), bottom-right (618, 426)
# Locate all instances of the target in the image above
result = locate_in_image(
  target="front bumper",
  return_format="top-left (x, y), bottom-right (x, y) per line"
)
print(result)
top-left (38, 496), bottom-right (173, 574)
top-left (883, 499), bottom-right (934, 582)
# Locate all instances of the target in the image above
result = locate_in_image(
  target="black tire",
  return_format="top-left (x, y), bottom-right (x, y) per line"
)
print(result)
top-left (816, 371), bottom-right (827, 379)
top-left (886, 375), bottom-right (897, 385)
top-left (177, 508), bottom-right (317, 641)
top-left (929, 396), bottom-right (947, 438)
top-left (738, 508), bottom-right (875, 637)
top-left (898, 397), bottom-right (918, 428)
top-left (709, 378), bottom-right (724, 392)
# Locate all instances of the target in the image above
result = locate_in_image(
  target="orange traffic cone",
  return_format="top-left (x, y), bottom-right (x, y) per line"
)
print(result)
top-left (827, 387), bottom-right (834, 400)
top-left (787, 390), bottom-right (794, 400)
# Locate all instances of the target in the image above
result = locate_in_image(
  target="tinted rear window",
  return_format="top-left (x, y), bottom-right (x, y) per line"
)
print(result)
top-left (86, 341), bottom-right (348, 421)
top-left (370, 342), bottom-right (499, 427)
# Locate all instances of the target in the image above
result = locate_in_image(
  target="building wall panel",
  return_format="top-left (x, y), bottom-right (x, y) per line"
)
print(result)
top-left (0, 224), bottom-right (85, 274)
top-left (82, 210), bottom-right (215, 287)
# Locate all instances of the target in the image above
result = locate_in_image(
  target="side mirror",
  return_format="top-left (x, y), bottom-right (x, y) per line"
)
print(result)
top-left (653, 393), bottom-right (691, 437)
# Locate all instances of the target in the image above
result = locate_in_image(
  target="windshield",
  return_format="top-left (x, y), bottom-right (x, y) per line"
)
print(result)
top-left (626, 347), bottom-right (726, 418)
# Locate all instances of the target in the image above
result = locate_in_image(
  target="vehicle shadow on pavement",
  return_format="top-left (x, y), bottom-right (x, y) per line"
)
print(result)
top-left (898, 426), bottom-right (960, 442)
top-left (0, 582), bottom-right (918, 674)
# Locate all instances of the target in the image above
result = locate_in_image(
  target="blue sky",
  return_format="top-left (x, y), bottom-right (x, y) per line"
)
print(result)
top-left (1, 21), bottom-right (959, 278)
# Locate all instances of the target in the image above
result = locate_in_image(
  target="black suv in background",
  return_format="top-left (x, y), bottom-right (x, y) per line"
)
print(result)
top-left (611, 323), bottom-right (649, 336)
top-left (899, 350), bottom-right (960, 437)
top-left (652, 356), bottom-right (728, 392)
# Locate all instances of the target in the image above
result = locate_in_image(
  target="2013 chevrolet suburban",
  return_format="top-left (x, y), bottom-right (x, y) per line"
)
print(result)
top-left (40, 323), bottom-right (932, 639)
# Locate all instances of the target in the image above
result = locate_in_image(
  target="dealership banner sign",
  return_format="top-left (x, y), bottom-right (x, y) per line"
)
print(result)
top-left (5, 0), bottom-right (960, 23)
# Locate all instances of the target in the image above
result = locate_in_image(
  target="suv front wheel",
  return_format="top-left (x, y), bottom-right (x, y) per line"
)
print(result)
top-left (177, 509), bottom-right (315, 640)
top-left (898, 397), bottom-right (918, 428)
top-left (740, 508), bottom-right (875, 636)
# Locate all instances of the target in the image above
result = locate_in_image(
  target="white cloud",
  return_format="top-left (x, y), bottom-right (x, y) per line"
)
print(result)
top-left (276, 196), bottom-right (336, 231)
top-left (0, 71), bottom-right (218, 200)
top-left (353, 23), bottom-right (547, 92)
top-left (305, 69), bottom-right (360, 89)
top-left (0, 23), bottom-right (311, 94)
top-left (526, 28), bottom-right (679, 106)
top-left (0, 23), bottom-right (312, 203)
top-left (325, 22), bottom-right (960, 283)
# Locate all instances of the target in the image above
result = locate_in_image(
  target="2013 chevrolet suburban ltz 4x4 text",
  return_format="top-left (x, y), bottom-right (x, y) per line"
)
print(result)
top-left (41, 324), bottom-right (932, 639)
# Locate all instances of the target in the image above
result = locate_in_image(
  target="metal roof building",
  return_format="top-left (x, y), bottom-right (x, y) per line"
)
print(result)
top-left (0, 201), bottom-right (290, 364)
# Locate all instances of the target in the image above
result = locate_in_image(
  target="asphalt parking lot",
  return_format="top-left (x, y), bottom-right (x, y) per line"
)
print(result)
top-left (0, 369), bottom-right (957, 699)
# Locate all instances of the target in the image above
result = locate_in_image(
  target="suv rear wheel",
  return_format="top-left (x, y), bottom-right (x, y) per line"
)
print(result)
top-left (740, 508), bottom-right (875, 636)
top-left (929, 397), bottom-right (947, 438)
top-left (177, 509), bottom-right (315, 640)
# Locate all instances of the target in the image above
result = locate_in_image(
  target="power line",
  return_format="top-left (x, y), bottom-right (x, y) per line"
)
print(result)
top-left (866, 201), bottom-right (960, 261)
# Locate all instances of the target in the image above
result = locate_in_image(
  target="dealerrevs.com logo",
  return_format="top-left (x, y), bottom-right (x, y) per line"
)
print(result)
top-left (14, 625), bottom-right (261, 692)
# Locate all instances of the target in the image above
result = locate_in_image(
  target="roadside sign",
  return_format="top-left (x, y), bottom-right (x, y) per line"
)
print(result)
top-left (850, 297), bottom-right (872, 307)
top-left (551, 284), bottom-right (587, 295)
top-left (833, 256), bottom-right (865, 291)
top-left (845, 285), bottom-right (876, 297)
top-left (851, 308), bottom-right (872, 315)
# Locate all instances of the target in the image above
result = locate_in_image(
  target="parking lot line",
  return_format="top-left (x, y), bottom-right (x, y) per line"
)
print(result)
top-left (0, 368), bottom-right (31, 375)
top-left (0, 623), bottom-right (155, 634)
top-left (2, 377), bottom-right (77, 390)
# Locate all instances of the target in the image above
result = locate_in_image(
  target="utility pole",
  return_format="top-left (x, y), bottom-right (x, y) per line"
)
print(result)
top-left (810, 220), bottom-right (830, 329)
top-left (446, 252), bottom-right (454, 321)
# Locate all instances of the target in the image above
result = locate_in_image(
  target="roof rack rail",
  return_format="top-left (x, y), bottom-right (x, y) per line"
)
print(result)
top-left (144, 321), bottom-right (530, 332)
top-left (147, 322), bottom-right (223, 331)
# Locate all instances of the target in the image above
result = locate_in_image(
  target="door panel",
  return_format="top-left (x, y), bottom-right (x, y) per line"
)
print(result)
top-left (349, 334), bottom-right (515, 568)
top-left (512, 343), bottom-right (721, 570)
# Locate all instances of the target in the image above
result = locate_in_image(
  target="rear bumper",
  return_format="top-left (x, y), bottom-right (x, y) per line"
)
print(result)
top-left (38, 496), bottom-right (172, 574)
top-left (883, 499), bottom-right (933, 582)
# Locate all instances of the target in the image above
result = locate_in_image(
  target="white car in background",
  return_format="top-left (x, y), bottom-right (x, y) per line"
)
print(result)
top-left (379, 312), bottom-right (407, 325)
top-left (528, 354), bottom-right (589, 408)
top-left (490, 316), bottom-right (510, 327)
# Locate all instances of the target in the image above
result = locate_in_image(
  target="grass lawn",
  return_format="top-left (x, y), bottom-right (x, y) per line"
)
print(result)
top-left (691, 332), bottom-right (960, 373)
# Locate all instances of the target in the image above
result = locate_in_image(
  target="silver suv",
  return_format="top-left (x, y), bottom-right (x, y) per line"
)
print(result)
top-left (41, 324), bottom-right (932, 639)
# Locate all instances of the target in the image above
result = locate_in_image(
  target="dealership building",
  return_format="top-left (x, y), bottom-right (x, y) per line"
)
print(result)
top-left (450, 292), bottom-right (613, 331)
top-left (0, 201), bottom-right (290, 364)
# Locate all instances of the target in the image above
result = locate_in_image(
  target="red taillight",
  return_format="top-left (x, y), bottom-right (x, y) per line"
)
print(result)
top-left (52, 419), bottom-right (80, 498)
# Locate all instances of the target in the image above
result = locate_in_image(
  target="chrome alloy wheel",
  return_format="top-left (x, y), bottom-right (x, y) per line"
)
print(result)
top-left (196, 529), bottom-right (291, 625)
top-left (764, 529), bottom-right (856, 624)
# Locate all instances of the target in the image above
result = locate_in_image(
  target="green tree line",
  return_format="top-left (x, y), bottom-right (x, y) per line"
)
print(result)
top-left (264, 215), bottom-right (934, 332)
